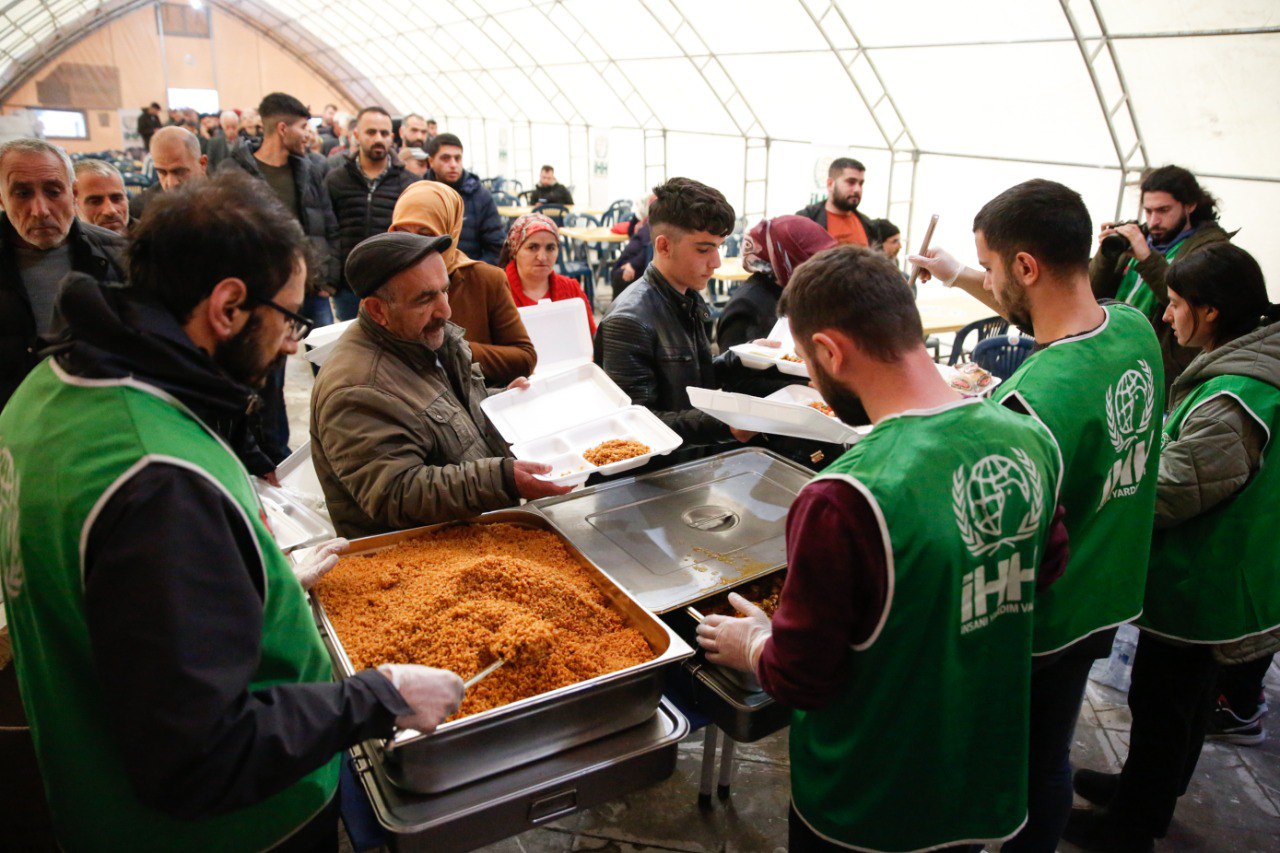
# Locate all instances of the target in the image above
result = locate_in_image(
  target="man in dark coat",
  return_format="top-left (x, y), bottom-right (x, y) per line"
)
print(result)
top-left (325, 106), bottom-right (420, 320)
top-left (796, 157), bottom-right (880, 248)
top-left (425, 133), bottom-right (505, 265)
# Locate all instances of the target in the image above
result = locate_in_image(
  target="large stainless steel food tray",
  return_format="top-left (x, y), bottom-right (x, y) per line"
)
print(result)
top-left (312, 508), bottom-right (693, 794)
top-left (351, 699), bottom-right (688, 852)
top-left (531, 448), bottom-right (812, 615)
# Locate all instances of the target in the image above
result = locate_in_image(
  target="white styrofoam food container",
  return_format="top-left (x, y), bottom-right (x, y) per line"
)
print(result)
top-left (728, 317), bottom-right (808, 377)
top-left (275, 439), bottom-right (332, 526)
top-left (686, 384), bottom-right (868, 445)
top-left (517, 298), bottom-right (593, 377)
top-left (302, 319), bottom-right (355, 367)
top-left (482, 363), bottom-right (682, 487)
top-left (256, 480), bottom-right (334, 552)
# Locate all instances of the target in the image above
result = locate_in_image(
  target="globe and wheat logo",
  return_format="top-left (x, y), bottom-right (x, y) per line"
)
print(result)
top-left (952, 449), bottom-right (1044, 557)
top-left (1106, 359), bottom-right (1155, 453)
top-left (0, 446), bottom-right (22, 601)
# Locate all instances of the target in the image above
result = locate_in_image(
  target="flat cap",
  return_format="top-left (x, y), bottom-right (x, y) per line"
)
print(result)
top-left (345, 231), bottom-right (452, 298)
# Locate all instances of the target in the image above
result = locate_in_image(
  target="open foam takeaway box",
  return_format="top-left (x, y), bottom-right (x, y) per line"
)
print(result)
top-left (301, 319), bottom-right (355, 367)
top-left (483, 300), bottom-right (681, 488)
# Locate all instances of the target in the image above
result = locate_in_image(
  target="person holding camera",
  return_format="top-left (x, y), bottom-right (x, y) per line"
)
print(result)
top-left (1090, 165), bottom-right (1232, 393)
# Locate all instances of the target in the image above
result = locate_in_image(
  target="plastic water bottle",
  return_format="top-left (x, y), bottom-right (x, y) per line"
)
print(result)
top-left (1093, 624), bottom-right (1139, 693)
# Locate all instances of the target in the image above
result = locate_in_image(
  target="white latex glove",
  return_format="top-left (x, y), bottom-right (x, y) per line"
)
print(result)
top-left (378, 663), bottom-right (465, 735)
top-left (907, 247), bottom-right (963, 286)
top-left (695, 592), bottom-right (772, 674)
top-left (292, 537), bottom-right (349, 590)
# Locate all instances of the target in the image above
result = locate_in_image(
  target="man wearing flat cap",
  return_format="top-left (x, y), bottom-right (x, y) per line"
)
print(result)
top-left (311, 231), bottom-right (570, 538)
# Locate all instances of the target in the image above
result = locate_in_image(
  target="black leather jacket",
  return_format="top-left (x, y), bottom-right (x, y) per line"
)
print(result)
top-left (594, 265), bottom-right (731, 446)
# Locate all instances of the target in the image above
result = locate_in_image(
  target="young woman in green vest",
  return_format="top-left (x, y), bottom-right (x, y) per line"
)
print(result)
top-left (1065, 244), bottom-right (1280, 851)
top-left (698, 246), bottom-right (1069, 853)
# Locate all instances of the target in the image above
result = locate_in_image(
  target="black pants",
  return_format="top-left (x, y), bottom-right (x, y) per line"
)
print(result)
top-left (1109, 633), bottom-right (1219, 837)
top-left (272, 795), bottom-right (339, 852)
top-left (1003, 629), bottom-right (1115, 853)
top-left (787, 805), bottom-right (980, 853)
top-left (1218, 654), bottom-right (1274, 717)
top-left (257, 361), bottom-right (291, 466)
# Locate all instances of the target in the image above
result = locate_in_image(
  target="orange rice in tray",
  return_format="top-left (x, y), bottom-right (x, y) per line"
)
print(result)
top-left (317, 523), bottom-right (654, 720)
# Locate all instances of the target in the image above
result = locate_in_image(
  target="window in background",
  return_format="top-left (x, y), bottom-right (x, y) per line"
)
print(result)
top-left (31, 108), bottom-right (88, 139)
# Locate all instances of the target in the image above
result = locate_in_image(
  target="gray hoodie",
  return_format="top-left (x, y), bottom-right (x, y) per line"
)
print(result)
top-left (1156, 318), bottom-right (1280, 527)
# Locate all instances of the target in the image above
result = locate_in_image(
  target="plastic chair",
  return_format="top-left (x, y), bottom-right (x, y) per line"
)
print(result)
top-left (493, 191), bottom-right (519, 208)
top-left (555, 222), bottom-right (595, 304)
top-left (533, 202), bottom-right (571, 223)
top-left (947, 315), bottom-right (1010, 366)
top-left (600, 199), bottom-right (633, 227)
top-left (972, 334), bottom-right (1035, 380)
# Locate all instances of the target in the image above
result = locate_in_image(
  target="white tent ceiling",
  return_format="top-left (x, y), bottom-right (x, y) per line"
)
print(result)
top-left (3, 0), bottom-right (1279, 286)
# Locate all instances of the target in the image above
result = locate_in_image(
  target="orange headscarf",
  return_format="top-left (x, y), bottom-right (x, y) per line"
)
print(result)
top-left (390, 181), bottom-right (479, 273)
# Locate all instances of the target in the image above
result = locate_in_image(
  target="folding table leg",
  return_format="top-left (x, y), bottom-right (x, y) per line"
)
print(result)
top-left (717, 731), bottom-right (736, 800)
top-left (698, 724), bottom-right (719, 809)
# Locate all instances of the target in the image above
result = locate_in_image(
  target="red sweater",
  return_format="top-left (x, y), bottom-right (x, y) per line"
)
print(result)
top-left (504, 262), bottom-right (596, 335)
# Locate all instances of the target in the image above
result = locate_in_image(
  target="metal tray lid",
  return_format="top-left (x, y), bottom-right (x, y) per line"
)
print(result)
top-left (518, 298), bottom-right (593, 378)
top-left (531, 448), bottom-right (812, 613)
top-left (481, 362), bottom-right (630, 445)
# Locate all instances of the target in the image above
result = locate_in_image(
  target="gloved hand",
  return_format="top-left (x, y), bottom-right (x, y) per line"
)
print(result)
top-left (907, 247), bottom-right (963, 286)
top-left (291, 537), bottom-right (349, 590)
top-left (695, 592), bottom-right (773, 674)
top-left (378, 663), bottom-right (465, 734)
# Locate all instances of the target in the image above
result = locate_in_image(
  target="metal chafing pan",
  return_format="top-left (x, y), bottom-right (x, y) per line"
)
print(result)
top-left (350, 699), bottom-right (688, 852)
top-left (312, 508), bottom-right (693, 794)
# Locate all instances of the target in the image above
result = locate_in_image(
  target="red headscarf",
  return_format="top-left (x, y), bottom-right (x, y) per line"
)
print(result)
top-left (742, 215), bottom-right (838, 288)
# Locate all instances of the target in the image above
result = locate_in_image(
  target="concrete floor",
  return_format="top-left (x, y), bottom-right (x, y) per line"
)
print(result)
top-left (284, 355), bottom-right (1279, 853)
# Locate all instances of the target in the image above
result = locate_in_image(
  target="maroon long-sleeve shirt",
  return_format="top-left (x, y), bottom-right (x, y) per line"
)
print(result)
top-left (756, 480), bottom-right (1069, 711)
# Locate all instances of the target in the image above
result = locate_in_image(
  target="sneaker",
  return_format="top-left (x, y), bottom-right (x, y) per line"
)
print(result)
top-left (1207, 697), bottom-right (1267, 746)
top-left (1074, 768), bottom-right (1120, 806)
top-left (1062, 806), bottom-right (1154, 853)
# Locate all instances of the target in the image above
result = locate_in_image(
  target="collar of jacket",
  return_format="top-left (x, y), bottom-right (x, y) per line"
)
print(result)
top-left (0, 213), bottom-right (123, 288)
top-left (645, 263), bottom-right (711, 324)
top-left (346, 155), bottom-right (402, 188)
top-left (425, 168), bottom-right (479, 195)
top-left (356, 306), bottom-right (467, 372)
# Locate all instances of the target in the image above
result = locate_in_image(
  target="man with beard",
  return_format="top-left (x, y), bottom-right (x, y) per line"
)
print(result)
top-left (0, 172), bottom-right (465, 851)
top-left (72, 159), bottom-right (130, 235)
top-left (425, 132), bottom-right (506, 264)
top-left (311, 231), bottom-right (570, 538)
top-left (797, 157), bottom-right (880, 247)
top-left (0, 138), bottom-right (126, 407)
top-left (698, 245), bottom-right (1068, 853)
top-left (128, 126), bottom-right (208, 223)
top-left (911, 179), bottom-right (1163, 853)
top-left (1091, 165), bottom-right (1231, 392)
top-left (397, 112), bottom-right (429, 151)
top-left (326, 106), bottom-right (420, 321)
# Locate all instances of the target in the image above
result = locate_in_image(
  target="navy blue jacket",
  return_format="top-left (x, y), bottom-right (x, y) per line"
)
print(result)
top-left (426, 168), bottom-right (506, 265)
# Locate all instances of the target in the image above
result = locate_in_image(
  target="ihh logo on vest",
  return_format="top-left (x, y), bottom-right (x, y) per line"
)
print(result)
top-left (1100, 359), bottom-right (1155, 509)
top-left (0, 446), bottom-right (23, 601)
top-left (953, 449), bottom-right (1043, 633)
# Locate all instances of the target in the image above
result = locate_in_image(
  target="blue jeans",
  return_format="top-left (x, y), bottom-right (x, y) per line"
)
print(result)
top-left (302, 292), bottom-right (335, 328)
top-left (257, 361), bottom-right (290, 465)
top-left (332, 287), bottom-right (360, 322)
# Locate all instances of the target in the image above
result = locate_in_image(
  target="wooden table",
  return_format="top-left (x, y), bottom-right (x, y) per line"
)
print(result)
top-left (560, 225), bottom-right (629, 244)
top-left (916, 284), bottom-right (998, 335)
top-left (711, 256), bottom-right (750, 283)
top-left (497, 205), bottom-right (605, 219)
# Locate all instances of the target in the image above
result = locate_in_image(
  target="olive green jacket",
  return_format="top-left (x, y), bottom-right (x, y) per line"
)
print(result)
top-left (310, 310), bottom-right (517, 538)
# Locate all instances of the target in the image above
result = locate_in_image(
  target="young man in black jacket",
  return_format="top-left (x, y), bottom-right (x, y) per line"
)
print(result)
top-left (594, 177), bottom-right (753, 463)
top-left (425, 133), bottom-right (506, 264)
top-left (325, 106), bottom-right (420, 320)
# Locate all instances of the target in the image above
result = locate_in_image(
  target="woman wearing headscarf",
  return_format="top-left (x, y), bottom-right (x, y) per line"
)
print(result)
top-left (497, 212), bottom-right (596, 335)
top-left (390, 181), bottom-right (536, 385)
top-left (1065, 243), bottom-right (1280, 851)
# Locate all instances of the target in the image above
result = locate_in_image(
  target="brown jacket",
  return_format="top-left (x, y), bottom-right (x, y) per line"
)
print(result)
top-left (310, 311), bottom-right (518, 538)
top-left (1090, 222), bottom-right (1231, 392)
top-left (448, 261), bottom-right (536, 386)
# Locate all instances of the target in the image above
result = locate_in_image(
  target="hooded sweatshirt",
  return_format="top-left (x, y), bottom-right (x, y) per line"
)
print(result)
top-left (1155, 318), bottom-right (1280, 526)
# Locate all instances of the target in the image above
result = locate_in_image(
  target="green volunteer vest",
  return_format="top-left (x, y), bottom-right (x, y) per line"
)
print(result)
top-left (1114, 237), bottom-right (1187, 317)
top-left (993, 304), bottom-right (1163, 655)
top-left (0, 361), bottom-right (339, 852)
top-left (789, 399), bottom-right (1060, 852)
top-left (1140, 375), bottom-right (1280, 643)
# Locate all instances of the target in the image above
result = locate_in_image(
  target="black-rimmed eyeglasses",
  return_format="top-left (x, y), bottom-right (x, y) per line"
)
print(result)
top-left (246, 294), bottom-right (314, 342)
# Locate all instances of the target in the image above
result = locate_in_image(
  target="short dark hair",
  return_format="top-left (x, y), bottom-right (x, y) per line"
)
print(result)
top-left (828, 157), bottom-right (866, 178)
top-left (427, 133), bottom-right (463, 156)
top-left (355, 106), bottom-right (391, 123)
top-left (1165, 243), bottom-right (1276, 347)
top-left (972, 179), bottom-right (1091, 274)
top-left (875, 218), bottom-right (900, 239)
top-left (541, 164), bottom-right (554, 172)
top-left (649, 177), bottom-right (735, 238)
top-left (129, 171), bottom-right (310, 322)
top-left (1141, 165), bottom-right (1219, 225)
top-left (257, 92), bottom-right (310, 125)
top-left (779, 245), bottom-right (923, 362)
top-left (402, 113), bottom-right (425, 124)
top-left (426, 117), bottom-right (437, 124)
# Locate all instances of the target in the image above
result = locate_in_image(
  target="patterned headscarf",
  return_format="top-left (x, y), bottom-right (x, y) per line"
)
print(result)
top-left (504, 212), bottom-right (559, 257)
top-left (742, 215), bottom-right (838, 288)
top-left (390, 181), bottom-right (478, 273)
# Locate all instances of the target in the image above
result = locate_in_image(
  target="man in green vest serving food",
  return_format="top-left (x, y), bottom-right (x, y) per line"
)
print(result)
top-left (911, 179), bottom-right (1164, 852)
top-left (0, 171), bottom-right (465, 851)
top-left (698, 245), bottom-right (1069, 853)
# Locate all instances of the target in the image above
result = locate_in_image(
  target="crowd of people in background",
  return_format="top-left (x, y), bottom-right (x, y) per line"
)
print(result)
top-left (1, 85), bottom-right (1276, 853)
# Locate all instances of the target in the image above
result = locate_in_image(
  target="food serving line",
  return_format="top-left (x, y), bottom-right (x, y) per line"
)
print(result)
top-left (270, 289), bottom-right (996, 851)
